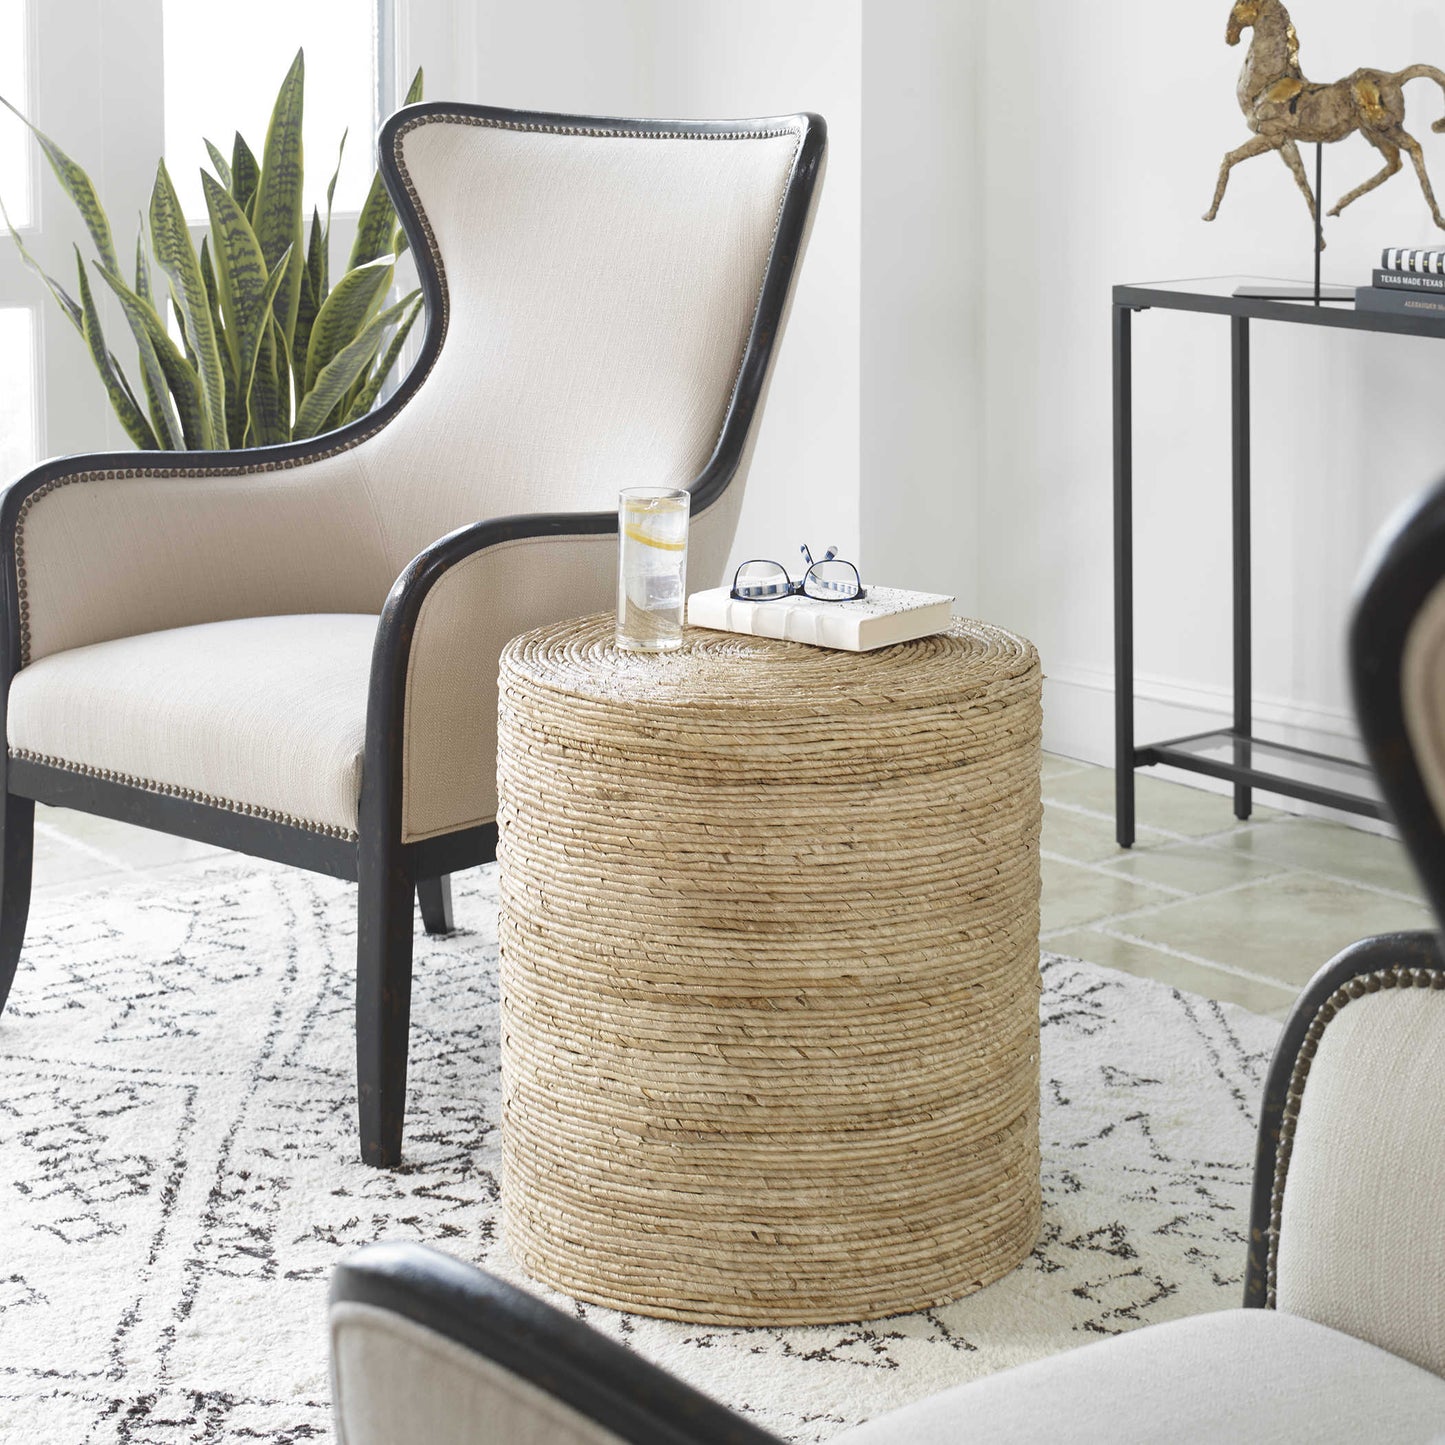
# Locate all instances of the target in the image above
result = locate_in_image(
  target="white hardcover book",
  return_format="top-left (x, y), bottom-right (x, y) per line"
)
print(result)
top-left (687, 585), bottom-right (955, 652)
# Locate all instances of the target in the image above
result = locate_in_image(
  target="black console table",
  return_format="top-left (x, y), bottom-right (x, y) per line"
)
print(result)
top-left (1113, 275), bottom-right (1445, 848)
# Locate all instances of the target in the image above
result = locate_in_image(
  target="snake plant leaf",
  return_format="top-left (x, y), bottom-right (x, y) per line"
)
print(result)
top-left (273, 310), bottom-right (302, 427)
top-left (134, 220), bottom-right (153, 303)
top-left (204, 139), bottom-right (233, 190)
top-left (74, 248), bottom-right (157, 448)
top-left (150, 159), bottom-right (224, 448)
top-left (1, 94), bottom-right (120, 276)
top-left (94, 266), bottom-right (208, 449)
top-left (201, 235), bottom-right (245, 446)
top-left (347, 176), bottom-right (395, 272)
top-left (295, 269), bottom-right (317, 399)
top-left (252, 49), bottom-right (306, 348)
top-left (240, 246), bottom-right (293, 446)
top-left (2, 194), bottom-right (83, 333)
top-left (292, 329), bottom-right (381, 439)
top-left (323, 129), bottom-right (345, 254)
top-left (248, 321), bottom-right (290, 446)
top-left (306, 205), bottom-right (324, 299)
top-left (303, 253), bottom-right (392, 396)
top-left (200, 236), bottom-right (224, 338)
top-left (231, 132), bottom-right (261, 215)
top-left (347, 68), bottom-right (423, 272)
top-left (200, 234), bottom-right (239, 445)
top-left (344, 292), bottom-right (422, 423)
top-left (149, 327), bottom-right (208, 449)
top-left (92, 261), bottom-right (183, 450)
top-left (293, 294), bottom-right (415, 439)
top-left (202, 170), bottom-right (271, 374)
top-left (336, 286), bottom-right (420, 427)
top-left (295, 207), bottom-right (325, 383)
top-left (169, 288), bottom-right (198, 373)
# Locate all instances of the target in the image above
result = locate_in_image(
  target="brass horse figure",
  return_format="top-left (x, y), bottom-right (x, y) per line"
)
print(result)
top-left (1205, 0), bottom-right (1445, 233)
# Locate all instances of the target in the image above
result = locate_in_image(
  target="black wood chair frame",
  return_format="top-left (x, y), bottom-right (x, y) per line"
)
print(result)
top-left (0, 101), bottom-right (826, 1168)
top-left (1243, 468), bottom-right (1445, 1305)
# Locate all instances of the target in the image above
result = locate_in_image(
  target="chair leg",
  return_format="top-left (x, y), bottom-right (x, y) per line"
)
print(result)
top-left (356, 852), bottom-right (414, 1168)
top-left (0, 792), bottom-right (33, 1017)
top-left (416, 873), bottom-right (454, 935)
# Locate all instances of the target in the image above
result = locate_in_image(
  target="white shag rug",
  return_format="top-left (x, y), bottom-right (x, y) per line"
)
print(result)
top-left (0, 861), bottom-right (1280, 1444)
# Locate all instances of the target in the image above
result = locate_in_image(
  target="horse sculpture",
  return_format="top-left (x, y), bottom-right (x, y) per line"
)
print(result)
top-left (1205, 0), bottom-right (1445, 234)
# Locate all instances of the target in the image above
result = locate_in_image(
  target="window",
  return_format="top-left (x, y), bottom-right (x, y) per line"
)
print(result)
top-left (0, 0), bottom-right (31, 226)
top-left (162, 0), bottom-right (377, 222)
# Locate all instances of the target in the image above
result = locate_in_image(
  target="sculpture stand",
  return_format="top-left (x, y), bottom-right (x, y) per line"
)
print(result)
top-left (1234, 144), bottom-right (1355, 304)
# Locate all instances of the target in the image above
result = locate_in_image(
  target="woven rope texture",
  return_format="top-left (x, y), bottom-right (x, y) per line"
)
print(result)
top-left (497, 614), bottom-right (1043, 1324)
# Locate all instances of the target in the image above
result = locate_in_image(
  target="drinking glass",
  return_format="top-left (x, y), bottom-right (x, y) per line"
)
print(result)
top-left (616, 486), bottom-right (690, 652)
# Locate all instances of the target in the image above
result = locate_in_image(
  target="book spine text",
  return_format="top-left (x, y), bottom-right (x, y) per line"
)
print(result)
top-left (1356, 285), bottom-right (1445, 316)
top-left (1373, 267), bottom-right (1445, 293)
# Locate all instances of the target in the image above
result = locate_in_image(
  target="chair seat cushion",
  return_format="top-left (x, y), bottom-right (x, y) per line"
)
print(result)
top-left (830, 1308), bottom-right (1445, 1444)
top-left (7, 614), bottom-right (377, 836)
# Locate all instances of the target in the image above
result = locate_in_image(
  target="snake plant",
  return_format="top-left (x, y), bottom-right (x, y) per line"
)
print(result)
top-left (0, 51), bottom-right (424, 450)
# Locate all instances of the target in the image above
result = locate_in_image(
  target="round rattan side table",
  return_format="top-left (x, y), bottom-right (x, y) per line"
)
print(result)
top-left (496, 614), bottom-right (1043, 1326)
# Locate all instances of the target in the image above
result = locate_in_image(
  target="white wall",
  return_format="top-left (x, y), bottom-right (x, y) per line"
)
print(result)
top-left (16, 0), bottom-right (165, 460)
top-left (977, 0), bottom-right (1445, 778)
top-left (861, 0), bottom-right (982, 609)
top-left (403, 0), bottom-right (863, 575)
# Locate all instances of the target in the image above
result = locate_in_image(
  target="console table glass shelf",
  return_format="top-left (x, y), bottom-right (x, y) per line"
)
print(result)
top-left (1112, 276), bottom-right (1432, 847)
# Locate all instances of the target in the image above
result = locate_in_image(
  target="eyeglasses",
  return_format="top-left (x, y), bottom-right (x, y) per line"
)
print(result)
top-left (730, 544), bottom-right (866, 603)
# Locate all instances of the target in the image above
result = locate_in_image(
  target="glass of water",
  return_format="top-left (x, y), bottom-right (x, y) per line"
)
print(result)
top-left (616, 486), bottom-right (690, 652)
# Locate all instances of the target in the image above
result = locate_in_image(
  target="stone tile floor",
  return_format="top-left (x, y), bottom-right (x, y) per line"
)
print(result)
top-left (26, 753), bottom-right (1434, 1024)
top-left (1041, 754), bottom-right (1430, 1020)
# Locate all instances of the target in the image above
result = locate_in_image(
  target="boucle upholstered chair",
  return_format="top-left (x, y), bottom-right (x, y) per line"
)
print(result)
top-left (0, 103), bottom-right (826, 1167)
top-left (325, 478), bottom-right (1445, 1438)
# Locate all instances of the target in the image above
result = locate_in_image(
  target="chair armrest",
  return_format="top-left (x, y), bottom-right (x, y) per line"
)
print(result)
top-left (1245, 931), bottom-right (1445, 1373)
top-left (1, 446), bottom-right (388, 669)
top-left (330, 1243), bottom-right (780, 1445)
top-left (369, 486), bottom-right (751, 845)
top-left (363, 512), bottom-right (617, 846)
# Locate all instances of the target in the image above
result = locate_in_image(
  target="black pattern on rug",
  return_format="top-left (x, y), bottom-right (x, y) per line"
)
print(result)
top-left (0, 862), bottom-right (1280, 1443)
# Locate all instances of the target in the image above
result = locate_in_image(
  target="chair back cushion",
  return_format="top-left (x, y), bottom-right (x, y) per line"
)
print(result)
top-left (364, 114), bottom-right (808, 578)
top-left (1274, 980), bottom-right (1445, 1375)
top-left (331, 1301), bottom-right (624, 1445)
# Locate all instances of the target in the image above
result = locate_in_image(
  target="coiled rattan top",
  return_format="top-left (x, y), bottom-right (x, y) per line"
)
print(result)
top-left (500, 612), bottom-right (1040, 718)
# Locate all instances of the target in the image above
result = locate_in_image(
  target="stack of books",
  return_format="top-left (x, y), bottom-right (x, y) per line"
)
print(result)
top-left (1356, 247), bottom-right (1445, 318)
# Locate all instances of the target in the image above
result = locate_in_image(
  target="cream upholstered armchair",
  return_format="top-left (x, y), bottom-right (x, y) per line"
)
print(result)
top-left (325, 476), bottom-right (1445, 1437)
top-left (0, 103), bottom-right (826, 1166)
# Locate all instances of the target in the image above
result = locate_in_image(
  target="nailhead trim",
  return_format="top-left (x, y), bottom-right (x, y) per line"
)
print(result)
top-left (1264, 963), bottom-right (1445, 1305)
top-left (395, 115), bottom-right (798, 143)
top-left (9, 749), bottom-right (359, 841)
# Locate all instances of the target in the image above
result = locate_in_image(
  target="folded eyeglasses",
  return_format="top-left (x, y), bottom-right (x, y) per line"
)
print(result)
top-left (730, 545), bottom-right (866, 603)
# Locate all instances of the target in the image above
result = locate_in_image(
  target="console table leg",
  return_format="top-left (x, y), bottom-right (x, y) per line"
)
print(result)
top-left (1114, 304), bottom-right (1136, 848)
top-left (1232, 316), bottom-right (1253, 822)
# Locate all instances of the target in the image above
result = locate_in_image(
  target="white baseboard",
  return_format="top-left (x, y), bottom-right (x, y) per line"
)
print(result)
top-left (1042, 664), bottom-right (1393, 834)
